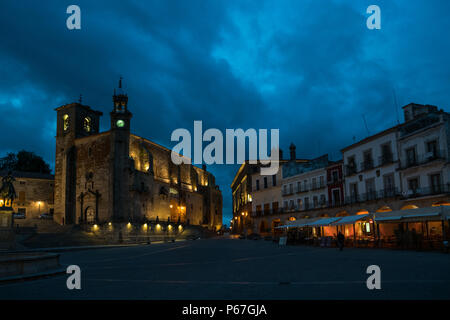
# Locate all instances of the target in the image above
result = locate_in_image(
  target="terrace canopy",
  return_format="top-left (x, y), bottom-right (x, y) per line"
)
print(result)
top-left (374, 206), bottom-right (447, 222)
top-left (330, 213), bottom-right (370, 225)
top-left (275, 217), bottom-right (321, 229)
top-left (374, 206), bottom-right (450, 241)
top-left (307, 217), bottom-right (342, 227)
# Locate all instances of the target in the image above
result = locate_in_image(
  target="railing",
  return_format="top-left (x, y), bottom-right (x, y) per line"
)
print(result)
top-left (401, 184), bottom-right (450, 199)
top-left (283, 183), bottom-right (326, 196)
top-left (360, 160), bottom-right (374, 172)
top-left (345, 155), bottom-right (397, 177)
top-left (253, 208), bottom-right (282, 217)
top-left (296, 186), bottom-right (309, 194)
top-left (253, 184), bottom-right (449, 217)
top-left (345, 188), bottom-right (401, 204)
top-left (378, 153), bottom-right (394, 166)
top-left (282, 189), bottom-right (294, 196)
top-left (327, 177), bottom-right (343, 185)
top-left (310, 182), bottom-right (326, 191)
top-left (399, 150), bottom-right (446, 169)
top-left (345, 164), bottom-right (357, 176)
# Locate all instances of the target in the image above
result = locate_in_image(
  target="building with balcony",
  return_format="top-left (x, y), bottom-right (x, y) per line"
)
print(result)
top-left (231, 145), bottom-right (308, 234)
top-left (397, 103), bottom-right (450, 207)
top-left (341, 124), bottom-right (402, 211)
top-left (250, 160), bottom-right (283, 235)
top-left (230, 161), bottom-right (259, 234)
top-left (282, 154), bottom-right (330, 215)
top-left (0, 170), bottom-right (54, 220)
top-left (326, 161), bottom-right (344, 207)
top-left (234, 103), bottom-right (450, 236)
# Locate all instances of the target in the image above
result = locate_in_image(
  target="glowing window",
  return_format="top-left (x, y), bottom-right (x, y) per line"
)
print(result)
top-left (63, 114), bottom-right (69, 131)
top-left (83, 117), bottom-right (91, 132)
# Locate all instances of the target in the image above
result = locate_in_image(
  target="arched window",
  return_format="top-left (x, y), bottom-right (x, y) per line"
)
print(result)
top-left (83, 117), bottom-right (92, 132)
top-left (63, 114), bottom-right (69, 131)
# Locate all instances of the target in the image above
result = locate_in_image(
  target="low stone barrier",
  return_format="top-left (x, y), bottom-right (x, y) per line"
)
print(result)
top-left (0, 252), bottom-right (60, 278)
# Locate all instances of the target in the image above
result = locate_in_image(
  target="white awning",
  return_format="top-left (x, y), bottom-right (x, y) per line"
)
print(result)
top-left (307, 217), bottom-right (341, 227)
top-left (330, 214), bottom-right (370, 225)
top-left (402, 212), bottom-right (440, 219)
top-left (375, 207), bottom-right (443, 222)
top-left (375, 216), bottom-right (403, 222)
top-left (276, 218), bottom-right (320, 229)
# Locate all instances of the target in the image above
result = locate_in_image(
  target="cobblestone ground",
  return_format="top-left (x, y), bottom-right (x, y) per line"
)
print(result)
top-left (1, 237), bottom-right (449, 299)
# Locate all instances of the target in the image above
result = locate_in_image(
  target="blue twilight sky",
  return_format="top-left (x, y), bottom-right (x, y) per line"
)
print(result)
top-left (1, 1), bottom-right (450, 225)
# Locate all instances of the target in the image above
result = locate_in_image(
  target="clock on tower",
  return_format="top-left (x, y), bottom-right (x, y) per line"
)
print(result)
top-left (111, 77), bottom-right (132, 130)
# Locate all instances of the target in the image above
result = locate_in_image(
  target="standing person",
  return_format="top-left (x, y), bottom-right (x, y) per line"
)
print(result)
top-left (337, 231), bottom-right (345, 251)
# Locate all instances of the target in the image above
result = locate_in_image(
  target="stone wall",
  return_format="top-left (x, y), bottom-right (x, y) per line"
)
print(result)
top-left (0, 174), bottom-right (54, 219)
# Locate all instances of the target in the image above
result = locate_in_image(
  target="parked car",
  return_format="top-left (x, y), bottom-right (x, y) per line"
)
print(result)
top-left (13, 213), bottom-right (25, 219)
top-left (39, 213), bottom-right (53, 220)
top-left (238, 234), bottom-right (246, 239)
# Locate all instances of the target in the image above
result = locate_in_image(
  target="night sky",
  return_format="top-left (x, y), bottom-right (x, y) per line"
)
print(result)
top-left (1, 1), bottom-right (450, 225)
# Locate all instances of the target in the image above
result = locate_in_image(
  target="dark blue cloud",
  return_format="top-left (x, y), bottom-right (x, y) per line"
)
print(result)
top-left (1, 0), bottom-right (450, 224)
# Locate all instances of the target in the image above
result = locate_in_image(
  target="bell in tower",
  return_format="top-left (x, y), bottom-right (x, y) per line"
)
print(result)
top-left (113, 76), bottom-right (128, 113)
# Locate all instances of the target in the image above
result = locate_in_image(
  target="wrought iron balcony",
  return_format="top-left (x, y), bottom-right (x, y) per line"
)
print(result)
top-left (327, 177), bottom-right (343, 185)
top-left (282, 189), bottom-right (294, 196)
top-left (344, 188), bottom-right (401, 204)
top-left (345, 164), bottom-right (357, 176)
top-left (378, 153), bottom-right (394, 166)
top-left (401, 184), bottom-right (450, 199)
top-left (360, 159), bottom-right (374, 172)
top-left (310, 182), bottom-right (326, 191)
top-left (296, 186), bottom-right (309, 193)
top-left (399, 150), bottom-right (446, 169)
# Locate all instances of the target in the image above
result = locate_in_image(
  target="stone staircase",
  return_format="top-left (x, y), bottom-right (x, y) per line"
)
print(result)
top-left (15, 221), bottom-right (217, 249)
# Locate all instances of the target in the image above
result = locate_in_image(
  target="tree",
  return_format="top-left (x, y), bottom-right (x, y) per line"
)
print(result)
top-left (0, 150), bottom-right (51, 174)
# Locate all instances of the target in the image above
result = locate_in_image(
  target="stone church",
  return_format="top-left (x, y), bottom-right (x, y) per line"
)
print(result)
top-left (53, 79), bottom-right (222, 230)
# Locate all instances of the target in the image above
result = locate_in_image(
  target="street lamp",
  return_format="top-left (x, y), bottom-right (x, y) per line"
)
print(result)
top-left (37, 201), bottom-right (41, 217)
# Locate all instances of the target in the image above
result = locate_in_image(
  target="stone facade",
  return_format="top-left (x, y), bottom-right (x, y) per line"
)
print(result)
top-left (53, 82), bottom-right (222, 230)
top-left (0, 171), bottom-right (54, 219)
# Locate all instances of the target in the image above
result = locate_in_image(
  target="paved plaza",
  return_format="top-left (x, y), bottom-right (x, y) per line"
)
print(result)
top-left (1, 237), bottom-right (449, 299)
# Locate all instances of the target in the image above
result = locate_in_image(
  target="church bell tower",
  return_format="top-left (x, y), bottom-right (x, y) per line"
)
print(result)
top-left (110, 77), bottom-right (132, 222)
top-left (111, 77), bottom-right (132, 130)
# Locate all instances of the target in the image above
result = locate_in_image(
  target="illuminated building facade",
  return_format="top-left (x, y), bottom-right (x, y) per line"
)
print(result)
top-left (53, 80), bottom-right (222, 229)
top-left (230, 161), bottom-right (258, 234)
top-left (232, 103), bottom-right (450, 235)
top-left (0, 171), bottom-right (54, 219)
